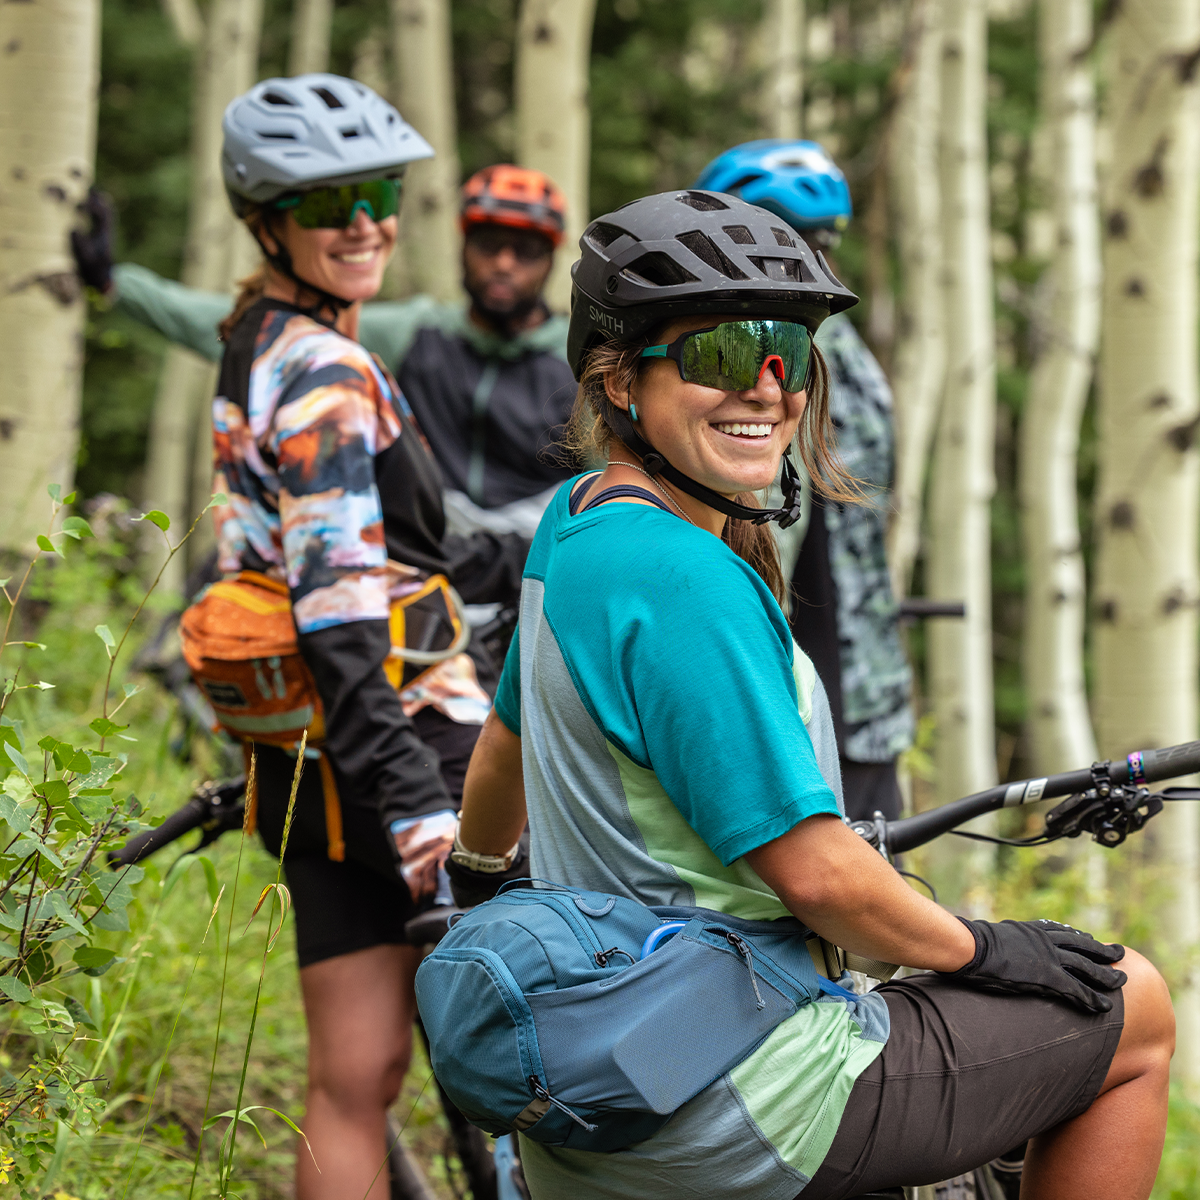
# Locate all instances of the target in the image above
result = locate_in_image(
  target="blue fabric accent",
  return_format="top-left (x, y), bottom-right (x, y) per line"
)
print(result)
top-left (494, 622), bottom-right (522, 735)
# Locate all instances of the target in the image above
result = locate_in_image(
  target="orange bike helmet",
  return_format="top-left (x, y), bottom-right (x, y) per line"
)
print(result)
top-left (460, 165), bottom-right (566, 247)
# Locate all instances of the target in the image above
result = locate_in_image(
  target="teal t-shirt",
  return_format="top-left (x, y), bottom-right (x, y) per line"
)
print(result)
top-left (499, 479), bottom-right (888, 1198)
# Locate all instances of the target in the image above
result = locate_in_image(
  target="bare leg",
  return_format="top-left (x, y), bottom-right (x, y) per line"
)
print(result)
top-left (295, 943), bottom-right (423, 1200)
top-left (1022, 949), bottom-right (1175, 1200)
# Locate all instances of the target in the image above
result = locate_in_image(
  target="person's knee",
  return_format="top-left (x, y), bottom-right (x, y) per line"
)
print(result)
top-left (309, 1026), bottom-right (413, 1112)
top-left (1106, 948), bottom-right (1175, 1088)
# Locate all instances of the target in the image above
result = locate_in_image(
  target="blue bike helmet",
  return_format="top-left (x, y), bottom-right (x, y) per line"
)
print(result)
top-left (694, 140), bottom-right (852, 233)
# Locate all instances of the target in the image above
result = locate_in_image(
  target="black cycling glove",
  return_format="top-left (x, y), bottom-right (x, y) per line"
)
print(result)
top-left (446, 832), bottom-right (530, 908)
top-left (945, 918), bottom-right (1127, 1014)
top-left (71, 186), bottom-right (116, 293)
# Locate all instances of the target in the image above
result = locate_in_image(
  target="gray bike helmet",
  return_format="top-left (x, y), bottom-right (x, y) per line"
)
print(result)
top-left (567, 190), bottom-right (858, 528)
top-left (566, 189), bottom-right (856, 377)
top-left (222, 73), bottom-right (433, 213)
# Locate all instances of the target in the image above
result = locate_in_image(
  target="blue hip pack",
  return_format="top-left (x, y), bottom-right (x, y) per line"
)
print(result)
top-left (414, 882), bottom-right (849, 1152)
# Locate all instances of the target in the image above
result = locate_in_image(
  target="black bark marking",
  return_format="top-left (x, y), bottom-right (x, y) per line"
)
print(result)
top-left (0, 419), bottom-right (13, 441)
top-left (1097, 598), bottom-right (1118, 623)
top-left (1166, 414), bottom-right (1200, 452)
top-left (1109, 500), bottom-right (1135, 529)
top-left (1124, 277), bottom-right (1145, 297)
top-left (1133, 138), bottom-right (1168, 198)
top-left (1106, 210), bottom-right (1128, 238)
top-left (1149, 391), bottom-right (1171, 409)
top-left (533, 22), bottom-right (553, 42)
top-left (42, 184), bottom-right (67, 203)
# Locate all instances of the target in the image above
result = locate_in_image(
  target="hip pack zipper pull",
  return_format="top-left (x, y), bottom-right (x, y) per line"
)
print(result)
top-left (725, 932), bottom-right (766, 1010)
top-left (529, 1075), bottom-right (598, 1132)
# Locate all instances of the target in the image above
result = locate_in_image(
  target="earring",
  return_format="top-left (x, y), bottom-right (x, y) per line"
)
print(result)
top-left (629, 403), bottom-right (639, 422)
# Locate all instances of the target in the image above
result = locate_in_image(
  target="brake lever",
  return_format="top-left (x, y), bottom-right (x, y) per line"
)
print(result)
top-left (1043, 784), bottom-right (1163, 847)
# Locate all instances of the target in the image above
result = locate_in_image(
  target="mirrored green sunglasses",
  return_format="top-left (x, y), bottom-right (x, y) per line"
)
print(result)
top-left (273, 177), bottom-right (403, 229)
top-left (640, 319), bottom-right (813, 394)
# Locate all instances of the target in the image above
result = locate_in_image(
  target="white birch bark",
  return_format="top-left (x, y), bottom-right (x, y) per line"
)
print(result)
top-left (762, 0), bottom-right (805, 140)
top-left (1017, 0), bottom-right (1099, 775)
top-left (1093, 0), bottom-right (1200, 1088)
top-left (515, 0), bottom-right (599, 311)
top-left (289, 0), bottom-right (332, 75)
top-left (0, 0), bottom-right (100, 551)
top-left (390, 0), bottom-right (461, 302)
top-left (160, 0), bottom-right (203, 46)
top-left (925, 0), bottom-right (996, 910)
top-left (142, 0), bottom-right (262, 587)
top-left (887, 0), bottom-right (944, 599)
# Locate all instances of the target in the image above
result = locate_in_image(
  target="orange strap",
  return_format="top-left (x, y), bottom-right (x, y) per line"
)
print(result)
top-left (317, 752), bottom-right (345, 862)
top-left (242, 743), bottom-right (259, 837)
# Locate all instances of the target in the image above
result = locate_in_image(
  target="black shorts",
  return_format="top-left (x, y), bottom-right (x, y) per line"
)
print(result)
top-left (839, 759), bottom-right (903, 823)
top-left (253, 707), bottom-right (481, 968)
top-left (800, 973), bottom-right (1124, 1198)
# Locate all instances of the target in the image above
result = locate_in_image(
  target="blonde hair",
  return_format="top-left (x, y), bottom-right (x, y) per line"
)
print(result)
top-left (565, 332), bottom-right (861, 606)
top-left (218, 206), bottom-right (273, 342)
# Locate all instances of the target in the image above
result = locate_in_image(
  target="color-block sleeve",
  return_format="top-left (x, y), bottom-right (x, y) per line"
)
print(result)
top-left (624, 553), bottom-right (840, 866)
top-left (493, 624), bottom-right (521, 736)
top-left (111, 263), bottom-right (229, 362)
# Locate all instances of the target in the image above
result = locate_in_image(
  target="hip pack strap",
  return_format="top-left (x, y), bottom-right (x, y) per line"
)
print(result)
top-left (317, 753), bottom-right (345, 862)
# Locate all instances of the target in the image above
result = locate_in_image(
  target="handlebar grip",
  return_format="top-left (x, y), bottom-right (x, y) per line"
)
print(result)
top-left (109, 797), bottom-right (208, 868)
top-left (1128, 740), bottom-right (1200, 785)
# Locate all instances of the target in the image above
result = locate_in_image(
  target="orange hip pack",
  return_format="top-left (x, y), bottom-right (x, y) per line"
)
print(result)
top-left (179, 569), bottom-right (470, 749)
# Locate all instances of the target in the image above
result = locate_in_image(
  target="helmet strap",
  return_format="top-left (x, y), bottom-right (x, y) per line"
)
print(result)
top-left (601, 400), bottom-right (804, 529)
top-left (251, 222), bottom-right (352, 324)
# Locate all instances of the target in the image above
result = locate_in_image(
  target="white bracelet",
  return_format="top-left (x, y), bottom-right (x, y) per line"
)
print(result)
top-left (449, 828), bottom-right (521, 874)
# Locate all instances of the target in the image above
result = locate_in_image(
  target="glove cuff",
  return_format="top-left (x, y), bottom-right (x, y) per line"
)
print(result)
top-left (946, 916), bottom-right (985, 976)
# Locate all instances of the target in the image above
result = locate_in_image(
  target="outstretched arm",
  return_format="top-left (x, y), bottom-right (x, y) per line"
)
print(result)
top-left (112, 263), bottom-right (230, 362)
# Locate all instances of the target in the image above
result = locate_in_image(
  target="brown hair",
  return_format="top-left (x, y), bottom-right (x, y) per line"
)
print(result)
top-left (218, 206), bottom-right (273, 342)
top-left (566, 331), bottom-right (861, 606)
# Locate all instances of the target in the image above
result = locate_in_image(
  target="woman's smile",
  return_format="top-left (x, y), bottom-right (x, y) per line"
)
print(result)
top-left (711, 420), bottom-right (777, 441)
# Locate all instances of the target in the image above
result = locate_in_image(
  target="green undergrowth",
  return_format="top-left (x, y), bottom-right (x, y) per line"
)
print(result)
top-left (0, 504), bottom-right (464, 1198)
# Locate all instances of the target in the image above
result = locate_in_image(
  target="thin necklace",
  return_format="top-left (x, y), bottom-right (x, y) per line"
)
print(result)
top-left (613, 460), bottom-right (696, 527)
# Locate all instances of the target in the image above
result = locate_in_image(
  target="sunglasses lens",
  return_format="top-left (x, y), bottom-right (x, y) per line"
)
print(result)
top-left (679, 321), bottom-right (811, 392)
top-left (283, 179), bottom-right (402, 229)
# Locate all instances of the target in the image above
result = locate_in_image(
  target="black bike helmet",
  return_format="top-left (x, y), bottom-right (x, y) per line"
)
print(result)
top-left (566, 189), bottom-right (858, 527)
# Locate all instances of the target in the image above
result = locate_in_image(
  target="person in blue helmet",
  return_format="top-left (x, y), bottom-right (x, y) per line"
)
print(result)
top-left (695, 139), bottom-right (915, 824)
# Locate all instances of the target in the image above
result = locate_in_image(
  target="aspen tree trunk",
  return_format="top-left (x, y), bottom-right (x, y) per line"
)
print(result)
top-left (0, 0), bottom-right (100, 551)
top-left (515, 0), bottom-right (599, 311)
top-left (762, 0), bottom-right (804, 140)
top-left (1018, 0), bottom-right (1099, 776)
top-left (1093, 0), bottom-right (1200, 1089)
top-left (389, 0), bottom-right (461, 301)
top-left (289, 0), bottom-right (332, 75)
top-left (142, 0), bottom-right (262, 589)
top-left (161, 0), bottom-right (203, 46)
top-left (925, 0), bottom-right (996, 910)
top-left (887, 0), bottom-right (944, 599)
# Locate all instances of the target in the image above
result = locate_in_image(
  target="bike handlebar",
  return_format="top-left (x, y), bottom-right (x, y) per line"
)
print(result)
top-left (109, 796), bottom-right (211, 867)
top-left (884, 738), bottom-right (1200, 855)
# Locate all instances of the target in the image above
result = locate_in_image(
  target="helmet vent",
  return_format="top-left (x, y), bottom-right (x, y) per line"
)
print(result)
top-left (585, 222), bottom-right (630, 251)
top-left (259, 131), bottom-right (298, 140)
top-left (311, 86), bottom-right (345, 109)
top-left (675, 230), bottom-right (749, 280)
top-left (620, 252), bottom-right (699, 288)
top-left (341, 128), bottom-right (360, 138)
top-left (722, 224), bottom-right (755, 245)
top-left (263, 90), bottom-right (297, 106)
top-left (771, 227), bottom-right (796, 248)
top-left (749, 257), bottom-right (813, 283)
top-left (676, 191), bottom-right (728, 212)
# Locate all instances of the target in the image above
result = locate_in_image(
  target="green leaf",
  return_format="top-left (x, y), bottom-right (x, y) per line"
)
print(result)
top-left (90, 909), bottom-right (129, 932)
top-left (60, 516), bottom-right (93, 539)
top-left (38, 736), bottom-right (59, 753)
top-left (6, 745), bottom-right (30, 777)
top-left (21, 642), bottom-right (46, 651)
top-left (89, 717), bottom-right (127, 738)
top-left (47, 483), bottom-right (62, 502)
top-left (63, 490), bottom-right (77, 505)
top-left (94, 624), bottom-right (116, 657)
top-left (0, 577), bottom-right (9, 588)
top-left (41, 780), bottom-right (69, 804)
top-left (138, 509), bottom-right (170, 532)
top-left (0, 975), bottom-right (32, 1003)
top-left (66, 751), bottom-right (92, 774)
top-left (209, 491), bottom-right (229, 507)
top-left (0, 795), bottom-right (32, 834)
top-left (199, 855), bottom-right (221, 907)
top-left (34, 842), bottom-right (63, 869)
top-left (64, 995), bottom-right (96, 1029)
top-left (36, 535), bottom-right (57, 554)
top-left (162, 854), bottom-right (200, 900)
top-left (0, 940), bottom-right (17, 959)
top-left (32, 681), bottom-right (55, 691)
top-left (72, 946), bottom-right (118, 976)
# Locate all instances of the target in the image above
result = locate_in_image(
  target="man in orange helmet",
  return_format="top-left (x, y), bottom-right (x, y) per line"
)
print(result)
top-left (76, 165), bottom-right (579, 553)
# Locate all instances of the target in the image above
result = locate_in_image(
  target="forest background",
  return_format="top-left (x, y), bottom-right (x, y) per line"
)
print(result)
top-left (2, 0), bottom-right (1200, 1196)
